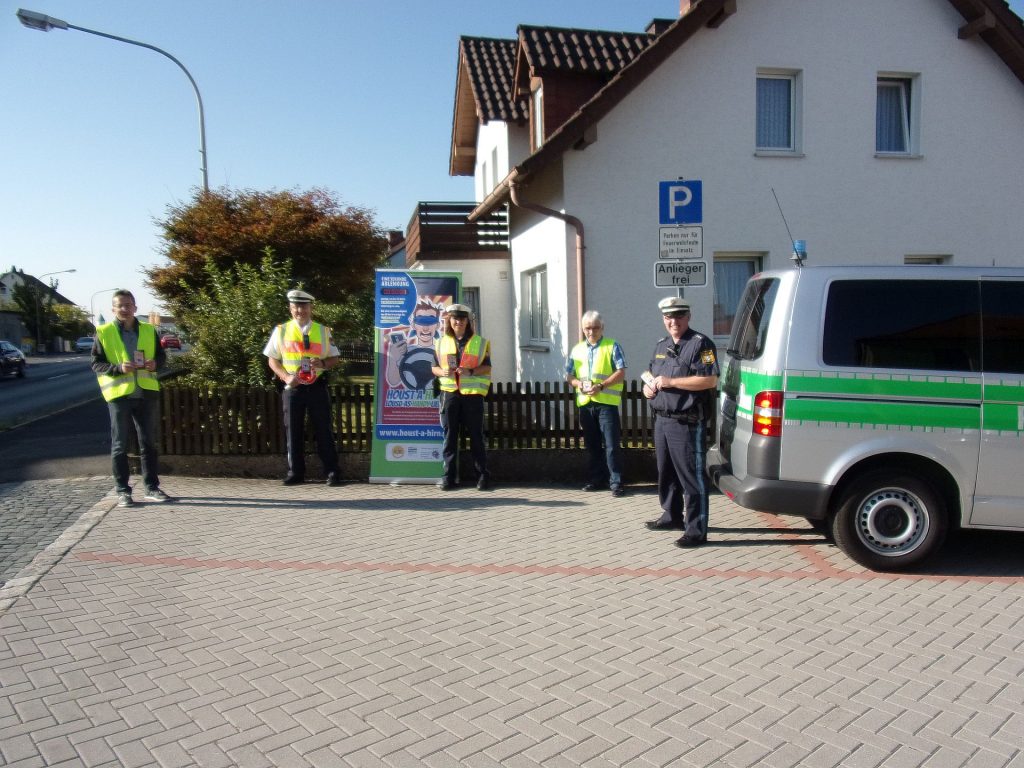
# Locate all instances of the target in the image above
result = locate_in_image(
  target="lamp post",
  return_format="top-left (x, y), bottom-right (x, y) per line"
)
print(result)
top-left (34, 268), bottom-right (76, 353)
top-left (90, 287), bottom-right (120, 330)
top-left (16, 8), bottom-right (209, 193)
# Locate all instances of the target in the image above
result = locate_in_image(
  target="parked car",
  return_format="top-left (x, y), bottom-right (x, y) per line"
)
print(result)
top-left (708, 265), bottom-right (1024, 572)
top-left (160, 334), bottom-right (181, 350)
top-left (74, 336), bottom-right (94, 353)
top-left (0, 340), bottom-right (27, 379)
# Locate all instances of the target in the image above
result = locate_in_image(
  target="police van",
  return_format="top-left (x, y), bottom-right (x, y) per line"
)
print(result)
top-left (707, 266), bottom-right (1024, 571)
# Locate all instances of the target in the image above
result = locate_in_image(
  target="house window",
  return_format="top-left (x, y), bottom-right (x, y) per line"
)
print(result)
top-left (756, 72), bottom-right (799, 152)
top-left (532, 86), bottom-right (544, 150)
top-left (876, 76), bottom-right (916, 154)
top-left (462, 287), bottom-right (481, 334)
top-left (524, 267), bottom-right (548, 342)
top-left (713, 254), bottom-right (763, 337)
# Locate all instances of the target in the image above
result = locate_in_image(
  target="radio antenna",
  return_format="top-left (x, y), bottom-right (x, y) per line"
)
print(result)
top-left (771, 187), bottom-right (806, 266)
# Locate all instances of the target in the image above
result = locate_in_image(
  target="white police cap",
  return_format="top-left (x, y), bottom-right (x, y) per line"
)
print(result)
top-left (287, 289), bottom-right (314, 304)
top-left (445, 303), bottom-right (472, 315)
top-left (658, 296), bottom-right (690, 314)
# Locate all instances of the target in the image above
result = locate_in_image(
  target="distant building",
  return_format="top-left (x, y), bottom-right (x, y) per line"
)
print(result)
top-left (0, 268), bottom-right (78, 352)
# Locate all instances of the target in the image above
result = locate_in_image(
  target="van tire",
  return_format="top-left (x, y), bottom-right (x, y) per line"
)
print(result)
top-left (831, 471), bottom-right (947, 571)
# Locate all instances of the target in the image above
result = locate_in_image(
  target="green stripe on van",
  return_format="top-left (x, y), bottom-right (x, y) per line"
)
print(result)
top-left (983, 403), bottom-right (1023, 432)
top-left (786, 399), bottom-right (979, 430)
top-left (985, 382), bottom-right (1024, 402)
top-left (786, 371), bottom-right (982, 401)
top-left (734, 368), bottom-right (784, 417)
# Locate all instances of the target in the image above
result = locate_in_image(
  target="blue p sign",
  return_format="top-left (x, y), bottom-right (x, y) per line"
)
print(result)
top-left (659, 180), bottom-right (702, 225)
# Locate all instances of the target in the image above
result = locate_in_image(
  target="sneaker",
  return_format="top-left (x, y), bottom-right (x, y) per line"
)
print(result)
top-left (610, 485), bottom-right (625, 497)
top-left (117, 492), bottom-right (134, 508)
top-left (144, 488), bottom-right (171, 503)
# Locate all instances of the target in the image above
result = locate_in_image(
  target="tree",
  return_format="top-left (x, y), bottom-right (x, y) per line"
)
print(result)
top-left (146, 187), bottom-right (388, 321)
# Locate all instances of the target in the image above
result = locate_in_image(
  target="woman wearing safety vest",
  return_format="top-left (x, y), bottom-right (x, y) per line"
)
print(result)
top-left (431, 303), bottom-right (492, 491)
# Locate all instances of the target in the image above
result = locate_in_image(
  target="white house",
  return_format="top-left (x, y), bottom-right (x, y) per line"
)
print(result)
top-left (446, 0), bottom-right (1024, 384)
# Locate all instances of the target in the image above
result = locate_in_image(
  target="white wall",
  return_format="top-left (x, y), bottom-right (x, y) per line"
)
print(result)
top-left (508, 0), bottom-right (1024, 382)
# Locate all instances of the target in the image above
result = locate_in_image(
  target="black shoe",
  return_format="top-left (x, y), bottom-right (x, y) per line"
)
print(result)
top-left (645, 519), bottom-right (684, 531)
top-left (438, 478), bottom-right (455, 491)
top-left (326, 472), bottom-right (342, 487)
top-left (477, 475), bottom-right (490, 491)
top-left (582, 483), bottom-right (606, 492)
top-left (282, 476), bottom-right (304, 486)
top-left (675, 534), bottom-right (708, 548)
top-left (611, 486), bottom-right (625, 497)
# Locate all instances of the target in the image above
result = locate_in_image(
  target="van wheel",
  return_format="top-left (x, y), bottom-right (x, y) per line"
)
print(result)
top-left (831, 471), bottom-right (947, 571)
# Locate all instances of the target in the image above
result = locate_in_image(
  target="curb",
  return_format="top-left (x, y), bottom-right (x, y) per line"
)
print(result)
top-left (0, 488), bottom-right (118, 617)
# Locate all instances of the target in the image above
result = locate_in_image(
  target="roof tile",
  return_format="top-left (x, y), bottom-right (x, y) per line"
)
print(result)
top-left (461, 37), bottom-right (526, 123)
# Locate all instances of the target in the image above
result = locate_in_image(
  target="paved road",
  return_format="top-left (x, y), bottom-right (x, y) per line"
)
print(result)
top-left (0, 354), bottom-right (97, 430)
top-left (1, 479), bottom-right (1021, 767)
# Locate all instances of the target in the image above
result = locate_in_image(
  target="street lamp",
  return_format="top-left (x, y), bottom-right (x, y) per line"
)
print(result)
top-left (90, 288), bottom-right (120, 330)
top-left (34, 268), bottom-right (76, 353)
top-left (16, 8), bottom-right (209, 193)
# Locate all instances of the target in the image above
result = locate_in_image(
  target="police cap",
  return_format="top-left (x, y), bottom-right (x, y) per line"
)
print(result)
top-left (287, 289), bottom-right (314, 304)
top-left (658, 296), bottom-right (690, 315)
top-left (445, 303), bottom-right (472, 317)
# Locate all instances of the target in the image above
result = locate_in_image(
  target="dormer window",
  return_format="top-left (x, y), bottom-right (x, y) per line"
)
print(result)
top-left (532, 85), bottom-right (544, 150)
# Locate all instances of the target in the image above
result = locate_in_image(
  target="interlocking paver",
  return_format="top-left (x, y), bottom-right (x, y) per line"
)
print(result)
top-left (0, 478), bottom-right (1022, 766)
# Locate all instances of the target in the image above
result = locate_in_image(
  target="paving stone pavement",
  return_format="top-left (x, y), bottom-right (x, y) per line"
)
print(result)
top-left (0, 477), bottom-right (1022, 768)
top-left (0, 478), bottom-right (113, 588)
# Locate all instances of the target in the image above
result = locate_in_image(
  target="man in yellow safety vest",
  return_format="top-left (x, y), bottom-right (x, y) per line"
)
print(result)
top-left (566, 310), bottom-right (627, 497)
top-left (91, 289), bottom-right (169, 508)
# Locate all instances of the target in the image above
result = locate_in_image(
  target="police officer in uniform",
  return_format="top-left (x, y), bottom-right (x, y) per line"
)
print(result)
top-left (264, 289), bottom-right (342, 487)
top-left (642, 297), bottom-right (720, 547)
top-left (431, 303), bottom-right (492, 491)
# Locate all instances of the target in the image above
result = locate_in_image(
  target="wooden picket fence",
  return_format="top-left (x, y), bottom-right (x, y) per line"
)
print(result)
top-left (158, 381), bottom-right (668, 456)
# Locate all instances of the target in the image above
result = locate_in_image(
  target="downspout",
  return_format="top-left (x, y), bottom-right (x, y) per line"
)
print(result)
top-left (508, 181), bottom-right (586, 341)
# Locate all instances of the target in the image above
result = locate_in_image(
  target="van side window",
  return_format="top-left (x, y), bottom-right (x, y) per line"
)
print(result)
top-left (981, 281), bottom-right (1024, 374)
top-left (823, 280), bottom-right (979, 372)
top-left (727, 278), bottom-right (778, 360)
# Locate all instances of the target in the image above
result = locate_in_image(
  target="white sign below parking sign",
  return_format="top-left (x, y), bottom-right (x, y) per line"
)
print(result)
top-left (659, 226), bottom-right (703, 260)
top-left (654, 261), bottom-right (707, 287)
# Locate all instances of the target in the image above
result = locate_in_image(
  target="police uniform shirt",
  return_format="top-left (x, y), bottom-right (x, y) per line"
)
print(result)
top-left (648, 328), bottom-right (719, 417)
top-left (262, 322), bottom-right (340, 360)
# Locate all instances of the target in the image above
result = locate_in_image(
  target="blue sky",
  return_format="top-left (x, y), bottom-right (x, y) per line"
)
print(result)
top-left (3, 0), bottom-right (1023, 319)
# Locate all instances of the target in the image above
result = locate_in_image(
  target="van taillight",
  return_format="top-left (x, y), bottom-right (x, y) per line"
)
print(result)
top-left (753, 390), bottom-right (783, 437)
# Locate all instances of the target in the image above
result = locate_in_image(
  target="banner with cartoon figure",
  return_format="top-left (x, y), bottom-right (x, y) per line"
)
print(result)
top-left (370, 269), bottom-right (460, 483)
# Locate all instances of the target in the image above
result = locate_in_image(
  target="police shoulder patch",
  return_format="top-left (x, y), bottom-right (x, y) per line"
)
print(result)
top-left (700, 349), bottom-right (716, 365)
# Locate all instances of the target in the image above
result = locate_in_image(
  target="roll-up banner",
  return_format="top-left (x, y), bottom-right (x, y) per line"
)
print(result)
top-left (369, 269), bottom-right (461, 483)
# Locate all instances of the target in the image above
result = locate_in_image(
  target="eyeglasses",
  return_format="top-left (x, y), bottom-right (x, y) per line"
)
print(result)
top-left (663, 312), bottom-right (689, 320)
top-left (413, 315), bottom-right (439, 326)
top-left (582, 326), bottom-right (601, 331)
top-left (449, 314), bottom-right (469, 321)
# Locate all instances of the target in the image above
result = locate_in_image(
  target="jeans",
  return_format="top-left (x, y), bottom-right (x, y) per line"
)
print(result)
top-left (109, 394), bottom-right (160, 493)
top-left (579, 402), bottom-right (623, 488)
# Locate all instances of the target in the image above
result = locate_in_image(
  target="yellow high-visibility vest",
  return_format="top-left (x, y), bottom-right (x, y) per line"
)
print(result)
top-left (570, 337), bottom-right (623, 407)
top-left (436, 334), bottom-right (491, 395)
top-left (95, 322), bottom-right (159, 402)
top-left (277, 321), bottom-right (329, 381)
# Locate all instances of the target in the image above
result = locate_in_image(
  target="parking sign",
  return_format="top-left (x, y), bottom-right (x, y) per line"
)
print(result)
top-left (659, 180), bottom-right (702, 225)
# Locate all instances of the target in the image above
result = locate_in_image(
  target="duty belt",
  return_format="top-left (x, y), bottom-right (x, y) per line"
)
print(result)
top-left (655, 410), bottom-right (701, 425)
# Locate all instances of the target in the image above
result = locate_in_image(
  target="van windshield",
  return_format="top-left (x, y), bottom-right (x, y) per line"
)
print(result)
top-left (727, 278), bottom-right (778, 360)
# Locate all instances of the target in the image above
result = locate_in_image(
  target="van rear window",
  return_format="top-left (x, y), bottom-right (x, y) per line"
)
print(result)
top-left (727, 278), bottom-right (779, 360)
top-left (823, 280), bottom-right (980, 372)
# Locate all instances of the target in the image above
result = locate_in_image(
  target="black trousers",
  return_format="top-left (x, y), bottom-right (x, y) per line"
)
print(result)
top-left (654, 415), bottom-right (709, 538)
top-left (439, 391), bottom-right (487, 483)
top-left (282, 382), bottom-right (339, 479)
